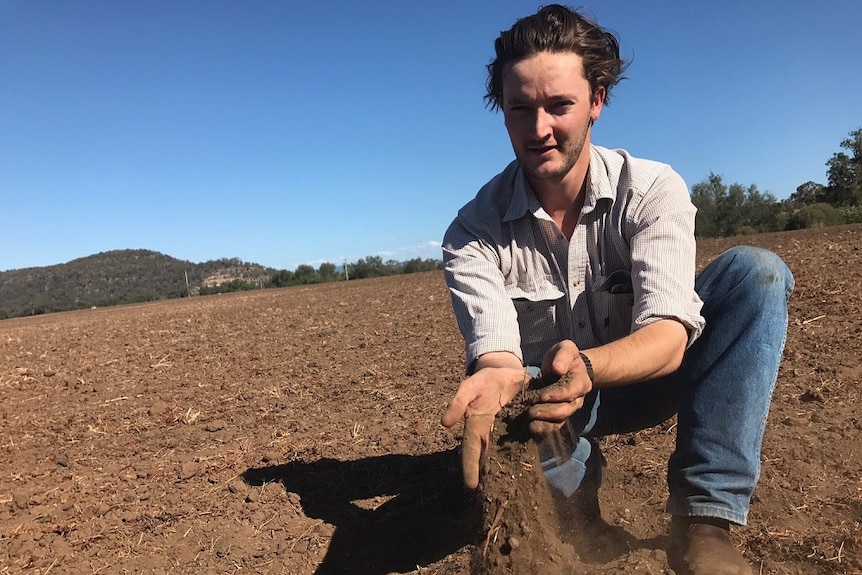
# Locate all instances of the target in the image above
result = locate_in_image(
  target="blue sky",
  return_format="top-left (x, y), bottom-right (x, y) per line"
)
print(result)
top-left (2, 1), bottom-right (860, 272)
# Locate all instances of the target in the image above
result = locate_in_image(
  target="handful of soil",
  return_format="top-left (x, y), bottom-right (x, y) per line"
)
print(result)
top-left (472, 374), bottom-right (583, 574)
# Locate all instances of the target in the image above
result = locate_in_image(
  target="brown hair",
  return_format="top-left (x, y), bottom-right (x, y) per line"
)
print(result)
top-left (485, 4), bottom-right (629, 110)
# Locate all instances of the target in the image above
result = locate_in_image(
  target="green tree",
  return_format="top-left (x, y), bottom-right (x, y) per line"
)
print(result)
top-left (742, 186), bottom-right (782, 234)
top-left (824, 128), bottom-right (862, 207)
top-left (690, 173), bottom-right (725, 237)
top-left (294, 264), bottom-right (319, 285)
top-left (384, 259), bottom-right (403, 275)
top-left (350, 256), bottom-right (384, 279)
top-left (691, 174), bottom-right (782, 237)
top-left (318, 262), bottom-right (337, 282)
top-left (789, 181), bottom-right (827, 206)
top-left (403, 257), bottom-right (442, 273)
top-left (719, 182), bottom-right (747, 235)
top-left (269, 270), bottom-right (295, 287)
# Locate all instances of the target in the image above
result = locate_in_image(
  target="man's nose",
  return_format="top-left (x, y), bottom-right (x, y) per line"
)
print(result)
top-left (530, 109), bottom-right (553, 139)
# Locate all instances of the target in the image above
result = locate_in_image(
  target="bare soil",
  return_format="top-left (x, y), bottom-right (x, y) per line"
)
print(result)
top-left (1, 225), bottom-right (860, 574)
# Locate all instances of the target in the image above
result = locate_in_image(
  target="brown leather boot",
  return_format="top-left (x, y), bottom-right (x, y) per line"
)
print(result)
top-left (667, 516), bottom-right (752, 575)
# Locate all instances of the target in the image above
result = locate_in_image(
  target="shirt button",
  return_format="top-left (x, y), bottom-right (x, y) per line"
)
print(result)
top-left (572, 279), bottom-right (580, 287)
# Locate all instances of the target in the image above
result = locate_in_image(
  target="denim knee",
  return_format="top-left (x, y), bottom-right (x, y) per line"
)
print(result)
top-left (718, 245), bottom-right (794, 301)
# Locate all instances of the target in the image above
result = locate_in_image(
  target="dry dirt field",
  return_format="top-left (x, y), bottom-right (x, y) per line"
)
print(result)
top-left (1, 224), bottom-right (860, 575)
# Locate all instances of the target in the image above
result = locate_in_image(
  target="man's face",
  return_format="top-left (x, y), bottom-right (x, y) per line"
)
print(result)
top-left (502, 51), bottom-right (604, 183)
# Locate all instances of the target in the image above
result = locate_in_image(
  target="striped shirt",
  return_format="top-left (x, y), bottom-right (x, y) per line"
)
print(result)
top-left (443, 145), bottom-right (705, 369)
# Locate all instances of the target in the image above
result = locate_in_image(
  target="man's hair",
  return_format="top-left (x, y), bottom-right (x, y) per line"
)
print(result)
top-left (485, 4), bottom-right (629, 111)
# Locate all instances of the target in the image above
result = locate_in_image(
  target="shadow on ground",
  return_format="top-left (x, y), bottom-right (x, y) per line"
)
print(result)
top-left (243, 448), bottom-right (479, 575)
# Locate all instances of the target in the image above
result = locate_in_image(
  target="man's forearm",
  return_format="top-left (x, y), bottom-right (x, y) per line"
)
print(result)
top-left (585, 319), bottom-right (688, 387)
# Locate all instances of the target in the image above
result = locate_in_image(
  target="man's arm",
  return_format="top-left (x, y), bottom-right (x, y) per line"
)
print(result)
top-left (442, 213), bottom-right (534, 488)
top-left (587, 318), bottom-right (688, 384)
top-left (528, 319), bottom-right (687, 431)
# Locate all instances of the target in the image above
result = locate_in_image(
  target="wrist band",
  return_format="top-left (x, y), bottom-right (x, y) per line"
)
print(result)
top-left (579, 352), bottom-right (594, 383)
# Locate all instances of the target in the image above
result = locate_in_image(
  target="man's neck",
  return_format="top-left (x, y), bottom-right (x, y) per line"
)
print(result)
top-left (529, 151), bottom-right (591, 239)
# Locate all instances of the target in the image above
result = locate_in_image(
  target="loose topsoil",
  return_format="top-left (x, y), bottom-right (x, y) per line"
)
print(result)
top-left (1, 225), bottom-right (860, 574)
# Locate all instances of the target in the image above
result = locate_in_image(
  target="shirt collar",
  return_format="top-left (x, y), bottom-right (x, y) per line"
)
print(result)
top-left (502, 166), bottom-right (542, 222)
top-left (585, 145), bottom-right (619, 210)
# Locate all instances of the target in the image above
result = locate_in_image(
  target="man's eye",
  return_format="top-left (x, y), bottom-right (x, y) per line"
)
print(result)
top-left (551, 102), bottom-right (573, 113)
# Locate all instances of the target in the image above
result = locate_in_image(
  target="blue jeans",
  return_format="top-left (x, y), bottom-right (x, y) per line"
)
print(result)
top-left (557, 246), bottom-right (794, 525)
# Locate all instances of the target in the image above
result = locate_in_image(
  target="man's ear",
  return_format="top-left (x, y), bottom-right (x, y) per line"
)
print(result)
top-left (590, 86), bottom-right (606, 123)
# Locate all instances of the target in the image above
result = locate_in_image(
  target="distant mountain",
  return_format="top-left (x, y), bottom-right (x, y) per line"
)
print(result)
top-left (0, 249), bottom-right (276, 319)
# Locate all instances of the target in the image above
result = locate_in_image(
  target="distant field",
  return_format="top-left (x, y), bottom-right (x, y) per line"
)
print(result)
top-left (1, 225), bottom-right (860, 574)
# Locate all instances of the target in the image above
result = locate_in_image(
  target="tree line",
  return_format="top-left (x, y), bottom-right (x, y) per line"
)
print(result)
top-left (2, 128), bottom-right (857, 316)
top-left (691, 128), bottom-right (862, 237)
top-left (262, 256), bottom-right (442, 290)
top-left (199, 256), bottom-right (444, 295)
top-left (171, 256), bottom-right (444, 296)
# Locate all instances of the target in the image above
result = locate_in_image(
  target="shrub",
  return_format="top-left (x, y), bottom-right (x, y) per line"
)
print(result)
top-left (838, 205), bottom-right (862, 224)
top-left (785, 203), bottom-right (844, 230)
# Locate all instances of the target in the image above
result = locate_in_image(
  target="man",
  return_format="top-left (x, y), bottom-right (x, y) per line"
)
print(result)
top-left (440, 5), bottom-right (793, 575)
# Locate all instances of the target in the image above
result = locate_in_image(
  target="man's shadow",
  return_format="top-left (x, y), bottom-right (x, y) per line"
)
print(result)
top-left (243, 448), bottom-right (480, 575)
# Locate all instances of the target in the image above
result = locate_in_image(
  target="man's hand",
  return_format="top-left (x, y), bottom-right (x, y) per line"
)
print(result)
top-left (528, 340), bottom-right (594, 435)
top-left (441, 362), bottom-right (528, 489)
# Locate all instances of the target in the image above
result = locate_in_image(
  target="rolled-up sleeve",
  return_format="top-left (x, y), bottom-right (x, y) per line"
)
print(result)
top-left (626, 167), bottom-right (705, 346)
top-left (443, 217), bottom-right (523, 370)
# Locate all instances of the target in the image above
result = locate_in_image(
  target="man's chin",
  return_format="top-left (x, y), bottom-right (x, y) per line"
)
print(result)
top-left (522, 163), bottom-right (570, 181)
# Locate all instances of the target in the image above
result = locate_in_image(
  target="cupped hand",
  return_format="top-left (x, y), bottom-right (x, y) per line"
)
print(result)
top-left (441, 366), bottom-right (528, 489)
top-left (528, 340), bottom-right (593, 435)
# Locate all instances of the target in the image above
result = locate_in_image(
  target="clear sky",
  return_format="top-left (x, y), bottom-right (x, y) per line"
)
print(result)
top-left (2, 1), bottom-right (860, 272)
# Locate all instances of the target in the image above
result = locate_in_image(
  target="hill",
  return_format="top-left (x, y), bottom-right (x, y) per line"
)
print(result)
top-left (0, 249), bottom-right (275, 319)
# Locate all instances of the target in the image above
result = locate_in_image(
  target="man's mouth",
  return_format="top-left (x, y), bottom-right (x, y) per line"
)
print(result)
top-left (527, 145), bottom-right (556, 155)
